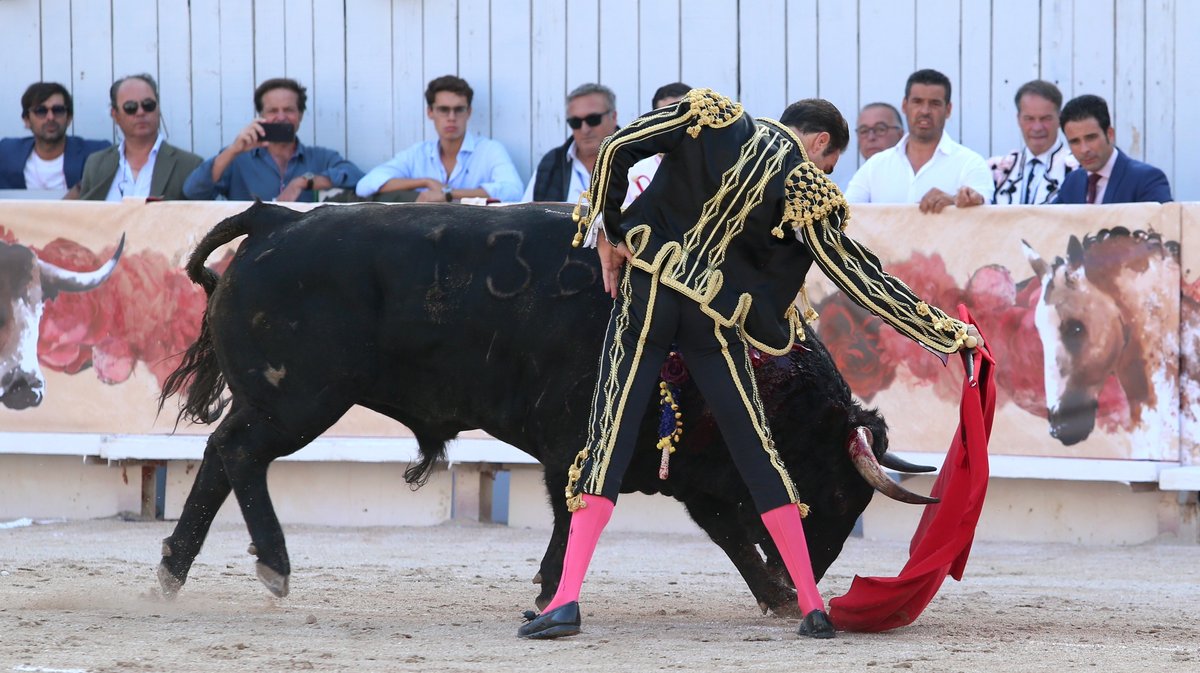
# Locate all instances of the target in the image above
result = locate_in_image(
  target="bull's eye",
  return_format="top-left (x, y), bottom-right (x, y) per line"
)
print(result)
top-left (1061, 318), bottom-right (1085, 354)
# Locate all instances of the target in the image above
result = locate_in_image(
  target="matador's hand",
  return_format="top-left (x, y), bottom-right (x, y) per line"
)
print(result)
top-left (963, 324), bottom-right (984, 350)
top-left (598, 236), bottom-right (632, 299)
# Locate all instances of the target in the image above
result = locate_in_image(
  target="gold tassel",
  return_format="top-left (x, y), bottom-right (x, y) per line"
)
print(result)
top-left (797, 502), bottom-right (810, 518)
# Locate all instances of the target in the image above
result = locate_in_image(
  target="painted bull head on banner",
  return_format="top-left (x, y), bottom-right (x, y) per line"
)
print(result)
top-left (0, 236), bottom-right (124, 409)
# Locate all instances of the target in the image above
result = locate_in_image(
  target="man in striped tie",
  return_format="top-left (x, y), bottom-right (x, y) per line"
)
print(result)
top-left (988, 80), bottom-right (1078, 205)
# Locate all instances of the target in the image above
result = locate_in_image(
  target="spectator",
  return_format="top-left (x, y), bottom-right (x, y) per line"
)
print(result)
top-left (990, 80), bottom-right (1078, 205)
top-left (1053, 94), bottom-right (1172, 204)
top-left (521, 83), bottom-right (618, 203)
top-left (844, 69), bottom-right (992, 213)
top-left (184, 77), bottom-right (363, 201)
top-left (780, 98), bottom-right (850, 175)
top-left (623, 82), bottom-right (691, 208)
top-left (356, 76), bottom-right (522, 203)
top-left (0, 82), bottom-right (110, 192)
top-left (67, 74), bottom-right (201, 201)
top-left (854, 102), bottom-right (904, 160)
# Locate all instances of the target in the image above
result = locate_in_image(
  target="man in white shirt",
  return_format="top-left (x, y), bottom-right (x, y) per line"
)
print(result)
top-left (844, 69), bottom-right (992, 213)
top-left (989, 80), bottom-right (1078, 205)
top-left (522, 83), bottom-right (618, 203)
top-left (356, 75), bottom-right (523, 203)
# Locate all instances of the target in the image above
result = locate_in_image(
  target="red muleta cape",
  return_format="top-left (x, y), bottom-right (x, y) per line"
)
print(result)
top-left (828, 306), bottom-right (996, 632)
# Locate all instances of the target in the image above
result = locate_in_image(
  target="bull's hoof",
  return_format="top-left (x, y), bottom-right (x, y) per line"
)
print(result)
top-left (517, 601), bottom-right (581, 639)
top-left (255, 562), bottom-right (290, 598)
top-left (157, 562), bottom-right (184, 600)
top-left (535, 593), bottom-right (552, 611)
top-left (797, 610), bottom-right (835, 639)
top-left (768, 600), bottom-right (804, 619)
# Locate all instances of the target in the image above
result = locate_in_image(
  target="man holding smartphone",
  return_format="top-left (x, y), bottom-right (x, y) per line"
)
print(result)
top-left (184, 78), bottom-right (363, 201)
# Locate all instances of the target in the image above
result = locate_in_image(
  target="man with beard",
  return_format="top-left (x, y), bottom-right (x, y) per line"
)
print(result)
top-left (844, 69), bottom-right (992, 213)
top-left (0, 82), bottom-right (109, 193)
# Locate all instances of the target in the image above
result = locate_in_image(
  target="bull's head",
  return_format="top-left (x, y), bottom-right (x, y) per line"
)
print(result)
top-left (0, 235), bottom-right (125, 410)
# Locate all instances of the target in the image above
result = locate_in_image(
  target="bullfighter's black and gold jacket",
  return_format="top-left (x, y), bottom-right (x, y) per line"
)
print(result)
top-left (573, 88), bottom-right (971, 357)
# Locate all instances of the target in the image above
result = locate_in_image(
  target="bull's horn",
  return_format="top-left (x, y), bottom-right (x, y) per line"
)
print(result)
top-left (878, 452), bottom-right (938, 474)
top-left (38, 233), bottom-right (125, 299)
top-left (848, 426), bottom-right (939, 505)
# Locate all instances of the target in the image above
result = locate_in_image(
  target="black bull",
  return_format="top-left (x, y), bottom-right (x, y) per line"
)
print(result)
top-left (159, 201), bottom-right (935, 615)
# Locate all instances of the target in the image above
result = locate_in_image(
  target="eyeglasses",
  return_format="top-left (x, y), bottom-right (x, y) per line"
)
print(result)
top-left (32, 104), bottom-right (69, 118)
top-left (432, 105), bottom-right (468, 117)
top-left (856, 123), bottom-right (902, 137)
top-left (120, 98), bottom-right (158, 115)
top-left (566, 110), bottom-right (611, 130)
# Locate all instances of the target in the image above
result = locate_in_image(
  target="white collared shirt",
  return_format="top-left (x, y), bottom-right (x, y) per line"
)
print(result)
top-left (844, 132), bottom-right (994, 204)
top-left (521, 140), bottom-right (593, 203)
top-left (104, 134), bottom-right (165, 201)
top-left (1090, 147), bottom-right (1120, 204)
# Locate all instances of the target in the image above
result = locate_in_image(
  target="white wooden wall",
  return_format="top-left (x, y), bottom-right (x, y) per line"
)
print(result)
top-left (0, 0), bottom-right (1195, 199)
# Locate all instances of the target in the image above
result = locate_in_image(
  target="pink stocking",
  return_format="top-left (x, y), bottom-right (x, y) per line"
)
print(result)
top-left (543, 494), bottom-right (615, 613)
top-left (760, 503), bottom-right (825, 615)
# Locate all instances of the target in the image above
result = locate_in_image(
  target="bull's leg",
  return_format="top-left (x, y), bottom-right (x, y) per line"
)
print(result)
top-left (158, 438), bottom-right (234, 598)
top-left (759, 538), bottom-right (796, 589)
top-left (682, 496), bottom-right (801, 617)
top-left (535, 466), bottom-right (572, 609)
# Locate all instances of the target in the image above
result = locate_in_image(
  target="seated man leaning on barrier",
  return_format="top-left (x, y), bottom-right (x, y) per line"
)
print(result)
top-left (355, 76), bottom-right (523, 203)
top-left (184, 77), bottom-right (363, 202)
top-left (0, 82), bottom-right (110, 194)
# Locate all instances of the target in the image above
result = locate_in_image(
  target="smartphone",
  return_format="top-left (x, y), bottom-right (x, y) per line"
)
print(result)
top-left (259, 122), bottom-right (296, 143)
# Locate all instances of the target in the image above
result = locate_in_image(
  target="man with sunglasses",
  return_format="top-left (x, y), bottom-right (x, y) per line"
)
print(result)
top-left (184, 78), bottom-right (363, 202)
top-left (521, 83), bottom-right (618, 203)
top-left (0, 82), bottom-right (109, 193)
top-left (356, 75), bottom-right (522, 203)
top-left (68, 74), bottom-right (201, 201)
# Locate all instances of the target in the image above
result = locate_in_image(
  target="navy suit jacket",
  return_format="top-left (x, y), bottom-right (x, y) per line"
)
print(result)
top-left (0, 135), bottom-right (111, 189)
top-left (1053, 149), bottom-right (1172, 204)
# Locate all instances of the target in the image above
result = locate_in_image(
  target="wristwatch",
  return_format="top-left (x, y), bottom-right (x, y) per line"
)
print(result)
top-left (303, 172), bottom-right (315, 191)
top-left (444, 188), bottom-right (454, 202)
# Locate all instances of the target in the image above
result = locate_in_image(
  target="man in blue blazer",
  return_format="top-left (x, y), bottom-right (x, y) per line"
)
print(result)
top-left (1053, 94), bottom-right (1172, 204)
top-left (0, 82), bottom-right (110, 191)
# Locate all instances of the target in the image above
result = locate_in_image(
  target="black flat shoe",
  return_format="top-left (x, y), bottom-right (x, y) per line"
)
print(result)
top-left (798, 609), bottom-right (835, 639)
top-left (517, 601), bottom-right (582, 639)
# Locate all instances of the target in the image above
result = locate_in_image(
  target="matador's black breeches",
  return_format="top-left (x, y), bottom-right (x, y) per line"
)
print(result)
top-left (568, 263), bottom-right (801, 514)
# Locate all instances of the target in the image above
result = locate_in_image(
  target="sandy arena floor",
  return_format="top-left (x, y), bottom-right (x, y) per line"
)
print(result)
top-left (1, 518), bottom-right (1198, 672)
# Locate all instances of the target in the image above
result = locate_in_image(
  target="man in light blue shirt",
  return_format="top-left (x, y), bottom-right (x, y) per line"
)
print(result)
top-left (356, 76), bottom-right (522, 203)
top-left (184, 78), bottom-right (363, 201)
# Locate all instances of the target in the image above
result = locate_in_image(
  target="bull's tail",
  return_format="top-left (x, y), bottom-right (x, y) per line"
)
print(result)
top-left (159, 202), bottom-right (296, 425)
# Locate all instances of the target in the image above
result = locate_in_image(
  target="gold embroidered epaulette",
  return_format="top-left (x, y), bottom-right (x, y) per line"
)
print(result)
top-left (684, 88), bottom-right (743, 138)
top-left (775, 162), bottom-right (851, 238)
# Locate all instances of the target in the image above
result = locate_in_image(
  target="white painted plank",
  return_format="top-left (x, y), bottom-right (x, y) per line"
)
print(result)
top-left (680, 0), bottom-right (737, 96)
top-left (189, 0), bottom-right (224, 157)
top-left (739, 0), bottom-right (787, 118)
top-left (1071, 0), bottom-right (1114, 104)
top-left (1113, 0), bottom-right (1146, 159)
top-left (784, 0), bottom-right (818, 102)
top-left (0, 0), bottom-right (41, 139)
top-left (392, 0), bottom-right (425, 159)
top-left (423, 0), bottom-right (459, 143)
top-left (283, 0), bottom-right (315, 109)
top-left (348, 0), bottom-right (389, 167)
top-left (564, 0), bottom-right (600, 92)
top-left (914, 0), bottom-right (961, 143)
top-left (157, 0), bottom-right (194, 152)
top-left (312, 0), bottom-right (347, 156)
top-left (991, 0), bottom-right (1041, 156)
top-left (252, 0), bottom-right (287, 86)
top-left (816, 0), bottom-right (858, 187)
top-left (530, 0), bottom-right (567, 180)
top-left (1143, 0), bottom-right (1175, 191)
top-left (490, 0), bottom-right (533, 178)
top-left (1040, 0), bottom-right (1074, 93)
top-left (637, 0), bottom-right (680, 115)
top-left (69, 0), bottom-right (115, 142)
top-left (598, 0), bottom-right (638, 128)
top-left (111, 0), bottom-right (160, 83)
top-left (858, 0), bottom-right (914, 112)
top-left (957, 0), bottom-right (990, 157)
top-left (458, 0), bottom-right (492, 137)
top-left (39, 0), bottom-right (74, 91)
top-left (218, 0), bottom-right (254, 154)
top-left (1174, 0), bottom-right (1200, 200)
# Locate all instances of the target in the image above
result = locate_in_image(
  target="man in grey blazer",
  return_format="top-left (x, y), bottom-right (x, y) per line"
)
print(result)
top-left (68, 74), bottom-right (201, 201)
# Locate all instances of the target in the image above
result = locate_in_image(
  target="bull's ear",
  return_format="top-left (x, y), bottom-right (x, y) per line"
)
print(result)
top-left (1022, 239), bottom-right (1048, 279)
top-left (1066, 235), bottom-right (1085, 270)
